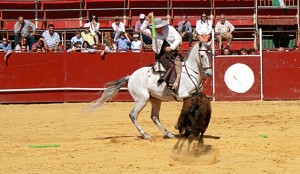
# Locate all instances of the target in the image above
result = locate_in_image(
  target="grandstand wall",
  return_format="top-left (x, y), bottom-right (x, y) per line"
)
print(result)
top-left (0, 51), bottom-right (299, 103)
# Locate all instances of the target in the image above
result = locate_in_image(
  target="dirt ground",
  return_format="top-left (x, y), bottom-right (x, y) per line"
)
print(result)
top-left (0, 100), bottom-right (299, 174)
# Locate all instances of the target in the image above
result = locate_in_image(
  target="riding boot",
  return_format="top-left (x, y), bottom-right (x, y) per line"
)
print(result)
top-left (172, 56), bottom-right (182, 90)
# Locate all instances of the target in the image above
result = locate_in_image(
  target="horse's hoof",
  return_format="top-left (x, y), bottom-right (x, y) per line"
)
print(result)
top-left (164, 132), bottom-right (175, 139)
top-left (142, 133), bottom-right (151, 140)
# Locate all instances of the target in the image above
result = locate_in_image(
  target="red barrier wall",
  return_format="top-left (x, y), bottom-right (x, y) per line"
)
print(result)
top-left (263, 51), bottom-right (300, 100)
top-left (214, 56), bottom-right (261, 101)
top-left (0, 51), bottom-right (299, 103)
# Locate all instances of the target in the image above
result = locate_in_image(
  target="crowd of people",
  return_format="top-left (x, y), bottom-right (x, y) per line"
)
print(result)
top-left (0, 14), bottom-right (299, 60)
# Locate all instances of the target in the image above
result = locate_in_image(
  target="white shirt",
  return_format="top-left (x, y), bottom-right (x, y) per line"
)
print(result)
top-left (131, 40), bottom-right (141, 52)
top-left (112, 22), bottom-right (125, 33)
top-left (215, 20), bottom-right (235, 34)
top-left (196, 19), bottom-right (212, 35)
top-left (140, 20), bottom-right (182, 53)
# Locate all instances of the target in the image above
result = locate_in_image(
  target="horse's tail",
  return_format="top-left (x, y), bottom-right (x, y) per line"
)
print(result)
top-left (82, 75), bottom-right (130, 114)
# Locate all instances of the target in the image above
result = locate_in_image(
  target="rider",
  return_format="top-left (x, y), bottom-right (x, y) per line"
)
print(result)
top-left (140, 12), bottom-right (182, 90)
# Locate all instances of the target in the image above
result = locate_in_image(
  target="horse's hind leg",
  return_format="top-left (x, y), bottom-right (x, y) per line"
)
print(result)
top-left (150, 98), bottom-right (175, 138)
top-left (129, 101), bottom-right (150, 139)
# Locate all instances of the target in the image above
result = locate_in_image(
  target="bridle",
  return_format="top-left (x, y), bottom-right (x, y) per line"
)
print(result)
top-left (184, 42), bottom-right (212, 93)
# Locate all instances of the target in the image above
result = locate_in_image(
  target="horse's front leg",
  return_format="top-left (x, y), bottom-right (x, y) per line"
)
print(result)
top-left (150, 98), bottom-right (175, 138)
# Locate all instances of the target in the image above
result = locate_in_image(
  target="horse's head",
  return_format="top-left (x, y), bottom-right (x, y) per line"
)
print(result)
top-left (188, 42), bottom-right (212, 78)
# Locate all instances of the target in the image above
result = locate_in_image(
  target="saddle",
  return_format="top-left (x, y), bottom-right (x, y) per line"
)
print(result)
top-left (154, 53), bottom-right (183, 88)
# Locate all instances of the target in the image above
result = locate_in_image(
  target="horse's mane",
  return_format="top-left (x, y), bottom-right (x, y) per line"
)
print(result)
top-left (187, 42), bottom-right (200, 60)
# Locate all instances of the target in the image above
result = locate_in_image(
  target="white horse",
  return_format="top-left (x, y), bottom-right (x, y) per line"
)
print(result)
top-left (84, 42), bottom-right (212, 139)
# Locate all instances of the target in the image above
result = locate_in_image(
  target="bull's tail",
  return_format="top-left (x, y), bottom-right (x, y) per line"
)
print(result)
top-left (82, 75), bottom-right (130, 114)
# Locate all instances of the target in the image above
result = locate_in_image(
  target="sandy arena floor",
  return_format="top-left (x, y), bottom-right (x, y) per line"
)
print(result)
top-left (0, 100), bottom-right (299, 174)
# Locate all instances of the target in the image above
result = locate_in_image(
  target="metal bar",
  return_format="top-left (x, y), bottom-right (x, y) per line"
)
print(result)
top-left (172, 7), bottom-right (212, 10)
top-left (215, 7), bottom-right (255, 10)
top-left (259, 28), bottom-right (263, 100)
top-left (297, 0), bottom-right (300, 46)
top-left (211, 29), bottom-right (215, 102)
top-left (0, 87), bottom-right (128, 93)
top-left (35, 0), bottom-right (38, 29)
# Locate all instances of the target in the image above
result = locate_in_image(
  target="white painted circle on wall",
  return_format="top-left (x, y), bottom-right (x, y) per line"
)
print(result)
top-left (224, 63), bottom-right (255, 93)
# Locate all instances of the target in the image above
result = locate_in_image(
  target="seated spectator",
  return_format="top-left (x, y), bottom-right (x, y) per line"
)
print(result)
top-left (42, 24), bottom-right (61, 51)
top-left (1, 38), bottom-right (13, 61)
top-left (70, 30), bottom-right (83, 46)
top-left (88, 44), bottom-right (101, 53)
top-left (81, 23), bottom-right (98, 46)
top-left (115, 32), bottom-right (130, 52)
top-left (14, 37), bottom-right (29, 52)
top-left (134, 13), bottom-right (152, 45)
top-left (131, 34), bottom-right (142, 52)
top-left (101, 33), bottom-right (117, 57)
top-left (196, 13), bottom-right (212, 43)
top-left (240, 48), bottom-right (247, 55)
top-left (112, 16), bottom-right (126, 40)
top-left (0, 38), bottom-right (12, 51)
top-left (177, 15), bottom-right (193, 47)
top-left (21, 45), bottom-right (28, 52)
top-left (81, 41), bottom-right (90, 53)
top-left (222, 47), bottom-right (231, 55)
top-left (72, 41), bottom-right (82, 52)
top-left (65, 41), bottom-right (72, 52)
top-left (89, 15), bottom-right (101, 42)
top-left (277, 47), bottom-right (285, 52)
top-left (215, 14), bottom-right (235, 49)
top-left (13, 16), bottom-right (36, 49)
top-left (50, 45), bottom-right (59, 53)
top-left (32, 38), bottom-right (48, 52)
top-left (247, 48), bottom-right (255, 55)
top-left (36, 47), bottom-right (43, 52)
top-left (293, 46), bottom-right (299, 51)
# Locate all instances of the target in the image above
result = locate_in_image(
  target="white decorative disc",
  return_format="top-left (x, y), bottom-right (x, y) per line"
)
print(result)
top-left (224, 63), bottom-right (255, 93)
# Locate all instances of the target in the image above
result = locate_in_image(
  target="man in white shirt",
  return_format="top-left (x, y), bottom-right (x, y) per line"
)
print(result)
top-left (215, 14), bottom-right (235, 49)
top-left (140, 12), bottom-right (182, 89)
top-left (42, 24), bottom-right (60, 51)
top-left (195, 13), bottom-right (212, 43)
top-left (112, 16), bottom-right (125, 40)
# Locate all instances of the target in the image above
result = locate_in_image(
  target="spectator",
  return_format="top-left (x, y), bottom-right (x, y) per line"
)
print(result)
top-left (89, 15), bottom-right (101, 42)
top-left (1, 38), bottom-right (13, 62)
top-left (14, 37), bottom-right (29, 52)
top-left (81, 41), bottom-right (90, 53)
top-left (134, 13), bottom-right (152, 45)
top-left (222, 47), bottom-right (231, 55)
top-left (51, 45), bottom-right (59, 53)
top-left (112, 16), bottom-right (126, 40)
top-left (215, 14), bottom-right (235, 49)
top-left (0, 38), bottom-right (12, 52)
top-left (277, 47), bottom-right (285, 52)
top-left (293, 46), bottom-right (299, 51)
top-left (42, 24), bottom-right (61, 50)
top-left (32, 38), bottom-right (48, 52)
top-left (196, 13), bottom-right (212, 43)
top-left (240, 48), bottom-right (247, 55)
top-left (70, 30), bottom-right (83, 46)
top-left (65, 41), bottom-right (73, 52)
top-left (88, 44), bottom-right (101, 53)
top-left (14, 16), bottom-right (36, 49)
top-left (247, 48), bottom-right (256, 55)
top-left (35, 47), bottom-right (42, 52)
top-left (131, 33), bottom-right (142, 52)
top-left (81, 23), bottom-right (98, 46)
top-left (177, 15), bottom-right (193, 47)
top-left (101, 32), bottom-right (117, 57)
top-left (73, 41), bottom-right (82, 52)
top-left (115, 32), bottom-right (130, 52)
